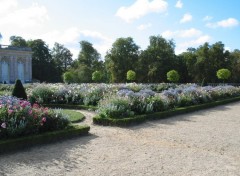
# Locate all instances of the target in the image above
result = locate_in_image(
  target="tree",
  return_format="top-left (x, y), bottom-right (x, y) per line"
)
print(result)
top-left (137, 36), bottom-right (176, 83)
top-left (105, 37), bottom-right (139, 82)
top-left (74, 41), bottom-right (103, 83)
top-left (167, 70), bottom-right (180, 83)
top-left (78, 41), bottom-right (102, 70)
top-left (63, 71), bottom-right (75, 83)
top-left (12, 79), bottom-right (27, 100)
top-left (126, 70), bottom-right (136, 82)
top-left (52, 42), bottom-right (73, 72)
top-left (27, 39), bottom-right (58, 82)
top-left (92, 71), bottom-right (103, 82)
top-left (216, 68), bottom-right (231, 82)
top-left (10, 36), bottom-right (28, 47)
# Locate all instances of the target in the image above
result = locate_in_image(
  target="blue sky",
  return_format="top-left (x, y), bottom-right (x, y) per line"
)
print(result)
top-left (0, 0), bottom-right (239, 59)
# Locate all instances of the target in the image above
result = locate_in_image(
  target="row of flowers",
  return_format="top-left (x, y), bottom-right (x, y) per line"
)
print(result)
top-left (0, 96), bottom-right (70, 139)
top-left (97, 84), bottom-right (240, 119)
top-left (24, 83), bottom-right (178, 106)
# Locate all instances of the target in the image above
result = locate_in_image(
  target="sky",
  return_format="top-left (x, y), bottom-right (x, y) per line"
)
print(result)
top-left (0, 0), bottom-right (239, 59)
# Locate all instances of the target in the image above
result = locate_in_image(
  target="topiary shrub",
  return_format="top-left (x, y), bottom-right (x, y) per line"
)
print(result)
top-left (12, 79), bottom-right (27, 100)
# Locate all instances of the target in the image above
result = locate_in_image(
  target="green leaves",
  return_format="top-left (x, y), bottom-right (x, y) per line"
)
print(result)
top-left (167, 70), bottom-right (180, 83)
top-left (216, 68), bottom-right (231, 82)
top-left (126, 70), bottom-right (136, 82)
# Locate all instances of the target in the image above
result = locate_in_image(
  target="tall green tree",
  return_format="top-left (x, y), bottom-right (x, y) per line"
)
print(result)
top-left (229, 49), bottom-right (240, 82)
top-left (180, 42), bottom-right (230, 83)
top-left (105, 37), bottom-right (139, 82)
top-left (78, 40), bottom-right (102, 70)
top-left (52, 42), bottom-right (73, 72)
top-left (137, 36), bottom-right (176, 83)
top-left (27, 39), bottom-right (58, 82)
top-left (73, 41), bottom-right (103, 83)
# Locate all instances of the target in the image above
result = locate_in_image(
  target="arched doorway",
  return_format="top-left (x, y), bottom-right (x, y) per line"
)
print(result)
top-left (1, 61), bottom-right (9, 83)
top-left (18, 62), bottom-right (24, 83)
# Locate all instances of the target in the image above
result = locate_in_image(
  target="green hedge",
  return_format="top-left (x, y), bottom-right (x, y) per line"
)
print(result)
top-left (0, 125), bottom-right (90, 154)
top-left (44, 104), bottom-right (97, 111)
top-left (93, 96), bottom-right (240, 126)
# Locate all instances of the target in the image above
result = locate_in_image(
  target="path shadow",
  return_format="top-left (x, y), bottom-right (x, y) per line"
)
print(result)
top-left (0, 133), bottom-right (98, 164)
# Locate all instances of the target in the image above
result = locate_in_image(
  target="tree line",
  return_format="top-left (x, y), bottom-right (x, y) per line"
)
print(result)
top-left (8, 35), bottom-right (240, 83)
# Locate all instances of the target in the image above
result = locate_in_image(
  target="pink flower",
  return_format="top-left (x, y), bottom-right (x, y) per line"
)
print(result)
top-left (8, 109), bottom-right (14, 115)
top-left (33, 103), bottom-right (40, 108)
top-left (1, 122), bottom-right (6, 128)
top-left (42, 117), bottom-right (46, 123)
top-left (28, 110), bottom-right (33, 115)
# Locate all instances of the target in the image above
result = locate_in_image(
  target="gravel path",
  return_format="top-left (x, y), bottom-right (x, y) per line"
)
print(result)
top-left (0, 102), bottom-right (240, 176)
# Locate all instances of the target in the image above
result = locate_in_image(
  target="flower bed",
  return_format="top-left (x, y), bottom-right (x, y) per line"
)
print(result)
top-left (93, 96), bottom-right (240, 126)
top-left (0, 96), bottom-right (71, 139)
top-left (0, 96), bottom-right (90, 153)
top-left (94, 85), bottom-right (240, 126)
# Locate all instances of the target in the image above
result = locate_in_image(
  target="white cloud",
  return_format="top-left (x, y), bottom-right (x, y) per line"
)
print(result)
top-left (225, 46), bottom-right (231, 52)
top-left (203, 15), bottom-right (213, 21)
top-left (206, 18), bottom-right (239, 28)
top-left (180, 13), bottom-right (192, 23)
top-left (175, 0), bottom-right (183, 8)
top-left (162, 28), bottom-right (202, 38)
top-left (137, 23), bottom-right (152, 30)
top-left (0, 3), bottom-right (49, 28)
top-left (176, 35), bottom-right (211, 54)
top-left (0, 0), bottom-right (18, 15)
top-left (39, 28), bottom-right (113, 59)
top-left (116, 0), bottom-right (168, 23)
top-left (217, 18), bottom-right (239, 27)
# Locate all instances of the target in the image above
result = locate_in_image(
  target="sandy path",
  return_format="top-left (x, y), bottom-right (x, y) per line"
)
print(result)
top-left (0, 102), bottom-right (240, 176)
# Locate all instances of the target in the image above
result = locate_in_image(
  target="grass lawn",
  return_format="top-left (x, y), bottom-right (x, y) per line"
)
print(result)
top-left (62, 109), bottom-right (85, 123)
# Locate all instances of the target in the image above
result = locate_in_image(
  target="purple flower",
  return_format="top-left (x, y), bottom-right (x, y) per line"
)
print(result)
top-left (1, 122), bottom-right (6, 128)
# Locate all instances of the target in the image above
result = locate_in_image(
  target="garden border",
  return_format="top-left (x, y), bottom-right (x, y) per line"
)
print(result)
top-left (0, 125), bottom-right (90, 154)
top-left (93, 96), bottom-right (240, 126)
top-left (44, 104), bottom-right (97, 111)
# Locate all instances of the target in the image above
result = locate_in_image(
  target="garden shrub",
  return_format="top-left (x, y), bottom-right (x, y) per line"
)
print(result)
top-left (0, 96), bottom-right (70, 139)
top-left (98, 96), bottom-right (134, 119)
top-left (12, 79), bottom-right (27, 100)
top-left (30, 85), bottom-right (54, 104)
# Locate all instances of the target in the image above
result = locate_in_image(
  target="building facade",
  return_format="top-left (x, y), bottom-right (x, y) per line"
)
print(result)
top-left (0, 45), bottom-right (32, 84)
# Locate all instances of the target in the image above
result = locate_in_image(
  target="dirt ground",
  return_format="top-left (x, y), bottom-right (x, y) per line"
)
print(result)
top-left (0, 102), bottom-right (240, 176)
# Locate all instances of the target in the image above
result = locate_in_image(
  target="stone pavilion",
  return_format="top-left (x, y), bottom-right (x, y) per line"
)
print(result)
top-left (0, 45), bottom-right (32, 84)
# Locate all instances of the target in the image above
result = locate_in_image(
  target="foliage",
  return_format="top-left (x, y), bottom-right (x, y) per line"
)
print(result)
top-left (93, 96), bottom-right (240, 126)
top-left (28, 39), bottom-right (60, 82)
top-left (10, 36), bottom-right (28, 47)
top-left (98, 96), bottom-right (134, 119)
top-left (216, 68), bottom-right (231, 81)
top-left (180, 42), bottom-right (230, 83)
top-left (92, 71), bottom-right (102, 82)
top-left (52, 42), bottom-right (73, 72)
top-left (30, 85), bottom-right (54, 104)
top-left (63, 71), bottom-right (75, 83)
top-left (127, 70), bottom-right (136, 82)
top-left (0, 96), bottom-right (70, 139)
top-left (167, 70), bottom-right (180, 83)
top-left (12, 79), bottom-right (27, 100)
top-left (137, 36), bottom-right (176, 82)
top-left (105, 37), bottom-right (139, 82)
